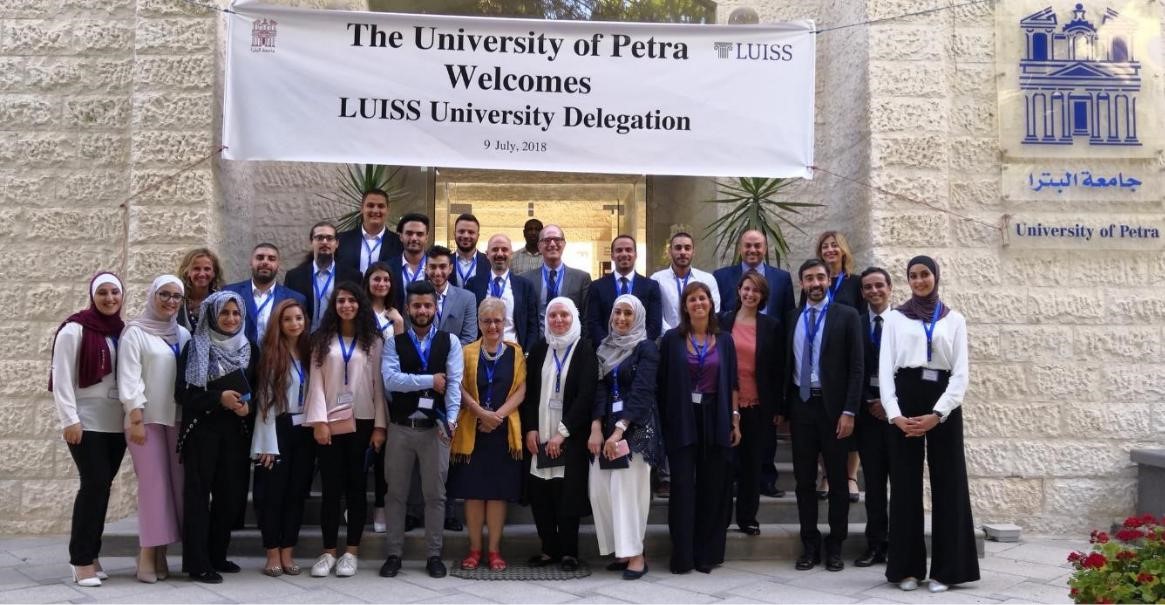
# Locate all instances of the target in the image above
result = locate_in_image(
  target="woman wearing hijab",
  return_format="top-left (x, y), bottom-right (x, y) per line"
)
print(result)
top-left (50, 272), bottom-right (126, 587)
top-left (251, 299), bottom-right (314, 576)
top-left (175, 290), bottom-right (259, 584)
top-left (719, 271), bottom-right (783, 537)
top-left (448, 297), bottom-right (527, 572)
top-left (878, 256), bottom-right (977, 593)
top-left (588, 294), bottom-right (661, 580)
top-left (658, 282), bottom-right (740, 575)
top-left (520, 297), bottom-right (597, 572)
top-left (119, 275), bottom-right (191, 583)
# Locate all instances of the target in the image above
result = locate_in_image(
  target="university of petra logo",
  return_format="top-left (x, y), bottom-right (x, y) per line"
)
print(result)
top-left (251, 18), bottom-right (277, 53)
top-left (1019, 3), bottom-right (1141, 147)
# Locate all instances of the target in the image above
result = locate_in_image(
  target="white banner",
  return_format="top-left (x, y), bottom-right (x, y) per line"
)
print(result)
top-left (222, 1), bottom-right (816, 178)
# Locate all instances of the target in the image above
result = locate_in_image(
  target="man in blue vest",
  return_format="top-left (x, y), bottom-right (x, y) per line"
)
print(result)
top-left (380, 280), bottom-right (464, 580)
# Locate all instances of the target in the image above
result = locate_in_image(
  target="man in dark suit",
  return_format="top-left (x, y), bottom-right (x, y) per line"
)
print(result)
top-left (285, 221), bottom-right (362, 331)
top-left (520, 224), bottom-right (591, 336)
top-left (336, 189), bottom-right (404, 276)
top-left (384, 213), bottom-right (432, 313)
top-left (415, 245), bottom-right (477, 345)
top-left (854, 267), bottom-right (893, 568)
top-left (481, 233), bottom-right (539, 352)
top-left (714, 229), bottom-right (795, 318)
top-left (778, 258), bottom-right (863, 573)
top-left (584, 234), bottom-right (662, 341)
top-left (223, 242), bottom-right (305, 345)
top-left (714, 228), bottom-right (796, 497)
top-left (451, 213), bottom-right (490, 298)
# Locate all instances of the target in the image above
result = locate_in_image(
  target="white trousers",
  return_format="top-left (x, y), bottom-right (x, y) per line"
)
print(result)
top-left (588, 455), bottom-right (652, 558)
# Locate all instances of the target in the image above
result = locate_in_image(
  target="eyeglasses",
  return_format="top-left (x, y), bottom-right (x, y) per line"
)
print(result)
top-left (156, 291), bottom-right (183, 302)
top-left (480, 318), bottom-right (504, 326)
top-left (312, 234), bottom-right (336, 242)
top-left (540, 237), bottom-right (565, 245)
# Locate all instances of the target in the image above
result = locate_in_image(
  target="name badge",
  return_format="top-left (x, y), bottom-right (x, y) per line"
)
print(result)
top-left (107, 388), bottom-right (119, 400)
top-left (612, 399), bottom-right (624, 414)
top-left (337, 391), bottom-right (355, 406)
top-left (548, 397), bottom-right (564, 410)
top-left (869, 377), bottom-right (880, 388)
top-left (419, 397), bottom-right (435, 410)
top-left (921, 369), bottom-right (939, 382)
top-left (291, 413), bottom-right (304, 426)
top-left (691, 392), bottom-right (703, 404)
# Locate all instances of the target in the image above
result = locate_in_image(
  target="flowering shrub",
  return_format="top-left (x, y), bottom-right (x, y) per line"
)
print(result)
top-left (1067, 514), bottom-right (1165, 604)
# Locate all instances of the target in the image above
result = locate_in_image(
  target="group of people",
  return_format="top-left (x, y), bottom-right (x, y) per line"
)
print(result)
top-left (50, 189), bottom-right (979, 592)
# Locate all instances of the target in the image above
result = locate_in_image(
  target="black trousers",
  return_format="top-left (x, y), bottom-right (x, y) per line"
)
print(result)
top-left (790, 395), bottom-right (850, 554)
top-left (759, 428), bottom-right (779, 490)
top-left (668, 440), bottom-right (731, 572)
top-left (318, 419), bottom-right (373, 550)
top-left (886, 368), bottom-right (980, 585)
top-left (734, 405), bottom-right (766, 528)
top-left (856, 414), bottom-right (891, 551)
top-left (253, 417), bottom-right (317, 550)
top-left (182, 414), bottom-right (247, 575)
top-left (67, 431), bottom-right (127, 566)
top-left (527, 476), bottom-right (579, 559)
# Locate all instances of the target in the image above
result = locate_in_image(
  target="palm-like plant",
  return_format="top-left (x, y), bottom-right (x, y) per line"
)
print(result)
top-left (318, 164), bottom-right (408, 232)
top-left (703, 177), bottom-right (819, 267)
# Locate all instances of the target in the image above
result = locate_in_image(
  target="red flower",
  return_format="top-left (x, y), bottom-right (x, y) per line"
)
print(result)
top-left (1141, 513), bottom-right (1155, 524)
top-left (1083, 552), bottom-right (1108, 569)
top-left (1137, 572), bottom-right (1154, 584)
top-left (1068, 551), bottom-right (1084, 563)
top-left (1116, 528), bottom-right (1144, 541)
top-left (1125, 516), bottom-right (1143, 528)
top-left (1096, 532), bottom-right (1109, 544)
top-left (1070, 588), bottom-right (1079, 596)
top-left (1116, 550), bottom-right (1136, 561)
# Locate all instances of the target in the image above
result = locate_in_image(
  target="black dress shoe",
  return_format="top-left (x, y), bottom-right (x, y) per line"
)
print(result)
top-left (606, 560), bottom-right (629, 571)
top-left (213, 561), bottom-right (241, 573)
top-left (444, 517), bottom-right (463, 531)
top-left (694, 563), bottom-right (713, 574)
top-left (794, 552), bottom-right (820, 570)
top-left (189, 570), bottom-right (223, 584)
top-left (759, 484), bottom-right (786, 498)
top-left (622, 563), bottom-right (648, 580)
top-left (739, 524), bottom-right (761, 536)
top-left (825, 553), bottom-right (845, 572)
top-left (854, 548), bottom-right (887, 567)
top-left (560, 556), bottom-right (580, 572)
top-left (404, 515), bottom-right (422, 532)
top-left (527, 554), bottom-right (556, 567)
top-left (379, 555), bottom-right (401, 578)
top-left (426, 556), bottom-right (447, 578)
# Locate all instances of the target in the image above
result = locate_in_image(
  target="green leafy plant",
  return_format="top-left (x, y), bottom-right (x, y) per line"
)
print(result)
top-left (702, 177), bottom-right (819, 267)
top-left (1066, 515), bottom-right (1165, 604)
top-left (318, 164), bottom-right (408, 232)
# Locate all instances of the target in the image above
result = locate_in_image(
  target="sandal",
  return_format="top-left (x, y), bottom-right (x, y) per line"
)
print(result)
top-left (461, 549), bottom-right (482, 570)
top-left (848, 477), bottom-right (860, 503)
top-left (488, 551), bottom-right (506, 572)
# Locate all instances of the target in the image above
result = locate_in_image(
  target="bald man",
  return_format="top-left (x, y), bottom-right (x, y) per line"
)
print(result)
top-left (481, 234), bottom-right (540, 352)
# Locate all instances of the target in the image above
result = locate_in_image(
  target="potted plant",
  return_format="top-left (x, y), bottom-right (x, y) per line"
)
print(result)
top-left (702, 176), bottom-right (819, 266)
top-left (1066, 514), bottom-right (1165, 604)
top-left (318, 164), bottom-right (408, 232)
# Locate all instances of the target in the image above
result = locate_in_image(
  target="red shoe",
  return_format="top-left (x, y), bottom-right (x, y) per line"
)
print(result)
top-left (488, 551), bottom-right (507, 572)
top-left (461, 550), bottom-right (481, 570)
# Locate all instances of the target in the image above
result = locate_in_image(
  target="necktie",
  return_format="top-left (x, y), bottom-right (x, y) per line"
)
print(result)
top-left (619, 276), bottom-right (630, 296)
top-left (799, 307), bottom-right (816, 401)
top-left (492, 276), bottom-right (503, 298)
top-left (873, 315), bottom-right (883, 351)
top-left (547, 269), bottom-right (559, 299)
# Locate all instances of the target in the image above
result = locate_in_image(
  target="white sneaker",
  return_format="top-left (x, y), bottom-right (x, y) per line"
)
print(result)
top-left (335, 553), bottom-right (358, 577)
top-left (373, 507), bottom-right (387, 533)
top-left (898, 577), bottom-right (919, 591)
top-left (310, 553), bottom-right (336, 577)
top-left (929, 579), bottom-right (949, 593)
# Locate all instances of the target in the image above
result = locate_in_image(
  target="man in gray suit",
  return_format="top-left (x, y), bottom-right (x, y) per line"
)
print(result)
top-left (416, 245), bottom-right (478, 345)
top-left (521, 224), bottom-right (592, 338)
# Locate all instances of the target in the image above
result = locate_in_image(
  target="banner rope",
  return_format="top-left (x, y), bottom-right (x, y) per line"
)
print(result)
top-left (176, 0), bottom-right (235, 14)
top-left (813, 0), bottom-right (995, 34)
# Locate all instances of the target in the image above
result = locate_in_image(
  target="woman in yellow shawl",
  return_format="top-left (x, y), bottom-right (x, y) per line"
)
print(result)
top-left (448, 297), bottom-right (527, 572)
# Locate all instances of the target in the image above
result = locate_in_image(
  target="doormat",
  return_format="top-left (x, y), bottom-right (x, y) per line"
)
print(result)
top-left (449, 561), bottom-right (592, 581)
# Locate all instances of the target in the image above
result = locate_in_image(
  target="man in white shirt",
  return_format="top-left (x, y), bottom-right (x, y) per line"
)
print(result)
top-left (854, 267), bottom-right (892, 568)
top-left (451, 213), bottom-right (489, 297)
top-left (224, 243), bottom-right (306, 344)
top-left (336, 189), bottom-right (405, 275)
top-left (509, 218), bottom-right (544, 275)
top-left (482, 233), bottom-right (540, 352)
top-left (650, 231), bottom-right (721, 332)
top-left (285, 222), bottom-right (362, 331)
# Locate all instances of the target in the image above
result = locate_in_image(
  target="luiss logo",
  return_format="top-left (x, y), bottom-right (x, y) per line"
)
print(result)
top-left (713, 41), bottom-right (794, 61)
top-left (251, 18), bottom-right (277, 53)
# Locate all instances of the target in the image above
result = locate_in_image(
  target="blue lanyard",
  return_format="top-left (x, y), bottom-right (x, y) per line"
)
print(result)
top-left (480, 341), bottom-right (503, 406)
top-left (688, 334), bottom-right (710, 383)
top-left (456, 257), bottom-right (476, 287)
top-left (551, 344), bottom-right (573, 393)
top-left (408, 329), bottom-right (432, 371)
top-left (922, 303), bottom-right (943, 362)
top-left (490, 273), bottom-right (509, 298)
top-left (542, 265), bottom-right (560, 299)
top-left (869, 316), bottom-right (881, 351)
top-left (377, 314), bottom-right (394, 334)
top-left (253, 291), bottom-right (273, 321)
top-left (313, 269), bottom-right (333, 321)
top-left (290, 356), bottom-right (305, 407)
top-left (610, 363), bottom-right (622, 401)
top-left (168, 342), bottom-right (180, 359)
top-left (435, 293), bottom-right (445, 327)
top-left (673, 270), bottom-right (690, 301)
top-left (827, 273), bottom-right (846, 303)
top-left (337, 334), bottom-right (356, 385)
top-left (363, 236), bottom-right (382, 267)
top-left (402, 256), bottom-right (427, 285)
top-left (803, 304), bottom-right (829, 352)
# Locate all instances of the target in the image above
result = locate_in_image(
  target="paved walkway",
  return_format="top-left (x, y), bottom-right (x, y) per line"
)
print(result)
top-left (0, 535), bottom-right (1083, 604)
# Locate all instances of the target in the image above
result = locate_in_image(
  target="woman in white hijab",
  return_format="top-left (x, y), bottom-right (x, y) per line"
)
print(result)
top-left (118, 275), bottom-right (191, 584)
top-left (588, 295), bottom-right (662, 580)
top-left (519, 297), bottom-right (597, 572)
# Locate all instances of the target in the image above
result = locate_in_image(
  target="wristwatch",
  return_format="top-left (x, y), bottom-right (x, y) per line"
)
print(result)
top-left (933, 410), bottom-right (947, 423)
top-left (615, 420), bottom-right (629, 431)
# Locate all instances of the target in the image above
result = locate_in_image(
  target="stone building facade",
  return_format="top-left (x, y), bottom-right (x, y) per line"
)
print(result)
top-left (1, 0), bottom-right (1162, 535)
